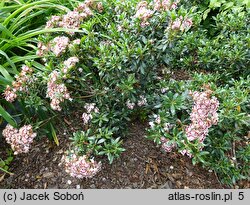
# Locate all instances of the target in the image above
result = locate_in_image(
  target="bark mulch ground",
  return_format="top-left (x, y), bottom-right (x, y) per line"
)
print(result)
top-left (0, 121), bottom-right (228, 189)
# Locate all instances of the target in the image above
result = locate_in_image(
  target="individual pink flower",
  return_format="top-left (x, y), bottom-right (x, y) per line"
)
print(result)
top-left (171, 16), bottom-right (193, 31)
top-left (162, 0), bottom-right (171, 10)
top-left (170, 2), bottom-right (178, 10)
top-left (82, 113), bottom-right (92, 125)
top-left (171, 16), bottom-right (182, 30)
top-left (73, 39), bottom-right (81, 45)
top-left (182, 18), bottom-right (193, 30)
top-left (3, 86), bottom-right (17, 102)
top-left (126, 100), bottom-right (135, 110)
top-left (163, 122), bottom-right (172, 132)
top-left (155, 115), bottom-right (161, 124)
top-left (153, 0), bottom-right (178, 11)
top-left (97, 2), bottom-right (103, 13)
top-left (36, 41), bottom-right (49, 56)
top-left (153, 0), bottom-right (162, 11)
top-left (45, 15), bottom-right (61, 28)
top-left (180, 149), bottom-right (192, 158)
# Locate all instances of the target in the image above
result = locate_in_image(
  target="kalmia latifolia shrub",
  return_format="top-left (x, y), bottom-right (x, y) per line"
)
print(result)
top-left (147, 74), bottom-right (250, 186)
top-left (1, 0), bottom-right (248, 186)
top-left (2, 0), bottom-right (192, 178)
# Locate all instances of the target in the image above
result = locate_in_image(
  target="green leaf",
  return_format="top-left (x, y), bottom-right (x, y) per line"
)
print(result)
top-left (209, 0), bottom-right (222, 9)
top-left (192, 157), bottom-right (197, 165)
top-left (107, 153), bottom-right (114, 164)
top-left (0, 65), bottom-right (13, 81)
top-left (97, 138), bottom-right (106, 144)
top-left (203, 8), bottom-right (211, 20)
top-left (0, 50), bottom-right (18, 74)
top-left (0, 105), bottom-right (17, 127)
top-left (50, 124), bottom-right (59, 146)
top-left (170, 104), bottom-right (175, 115)
top-left (0, 166), bottom-right (13, 175)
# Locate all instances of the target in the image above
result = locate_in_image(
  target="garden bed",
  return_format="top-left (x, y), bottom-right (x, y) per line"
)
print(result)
top-left (0, 0), bottom-right (249, 189)
top-left (1, 121), bottom-right (225, 189)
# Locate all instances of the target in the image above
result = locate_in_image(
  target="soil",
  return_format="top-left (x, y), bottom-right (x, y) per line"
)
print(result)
top-left (0, 120), bottom-right (232, 189)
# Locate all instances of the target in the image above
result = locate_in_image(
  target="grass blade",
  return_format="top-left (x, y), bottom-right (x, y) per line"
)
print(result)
top-left (0, 105), bottom-right (17, 127)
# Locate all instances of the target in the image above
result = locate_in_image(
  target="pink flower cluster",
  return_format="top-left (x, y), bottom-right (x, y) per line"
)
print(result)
top-left (137, 95), bottom-right (147, 106)
top-left (126, 95), bottom-right (148, 110)
top-left (2, 124), bottom-right (37, 155)
top-left (45, 1), bottom-right (103, 34)
top-left (45, 15), bottom-right (61, 29)
top-left (62, 57), bottom-right (79, 74)
top-left (61, 153), bottom-right (101, 178)
top-left (185, 90), bottom-right (219, 143)
top-left (160, 137), bottom-right (176, 152)
top-left (37, 38), bottom-right (81, 58)
top-left (153, 0), bottom-right (179, 11)
top-left (82, 103), bottom-right (99, 125)
top-left (163, 122), bottom-right (173, 132)
top-left (180, 149), bottom-right (192, 158)
top-left (134, 1), bottom-right (154, 27)
top-left (36, 41), bottom-right (50, 57)
top-left (61, 11), bottom-right (85, 33)
top-left (3, 86), bottom-right (17, 103)
top-left (50, 36), bottom-right (70, 57)
top-left (135, 1), bottom-right (180, 27)
top-left (3, 65), bottom-right (34, 102)
top-left (149, 114), bottom-right (162, 128)
top-left (126, 100), bottom-right (135, 110)
top-left (46, 70), bottom-right (71, 111)
top-left (171, 16), bottom-right (193, 31)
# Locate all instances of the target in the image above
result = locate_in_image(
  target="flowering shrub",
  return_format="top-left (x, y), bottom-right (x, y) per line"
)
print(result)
top-left (147, 74), bottom-right (250, 186)
top-left (1, 0), bottom-right (192, 171)
top-left (1, 0), bottom-right (248, 186)
top-left (147, 84), bottom-right (218, 158)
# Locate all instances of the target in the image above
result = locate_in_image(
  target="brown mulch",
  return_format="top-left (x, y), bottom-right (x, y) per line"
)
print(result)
top-left (0, 120), bottom-right (228, 189)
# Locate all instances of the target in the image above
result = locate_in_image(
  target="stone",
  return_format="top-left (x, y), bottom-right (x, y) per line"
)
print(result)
top-left (43, 172), bottom-right (55, 178)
